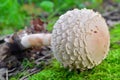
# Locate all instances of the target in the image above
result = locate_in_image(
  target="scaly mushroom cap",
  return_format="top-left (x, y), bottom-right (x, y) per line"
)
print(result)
top-left (51, 8), bottom-right (110, 70)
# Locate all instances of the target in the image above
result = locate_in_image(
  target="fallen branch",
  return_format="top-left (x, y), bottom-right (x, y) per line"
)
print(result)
top-left (19, 68), bottom-right (41, 80)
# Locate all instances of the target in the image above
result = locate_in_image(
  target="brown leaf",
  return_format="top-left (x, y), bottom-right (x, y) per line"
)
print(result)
top-left (29, 17), bottom-right (48, 33)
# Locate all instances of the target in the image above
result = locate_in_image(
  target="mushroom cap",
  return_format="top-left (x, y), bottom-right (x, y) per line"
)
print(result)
top-left (51, 8), bottom-right (110, 70)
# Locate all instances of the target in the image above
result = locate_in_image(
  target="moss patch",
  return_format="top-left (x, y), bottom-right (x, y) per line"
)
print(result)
top-left (110, 24), bottom-right (120, 49)
top-left (29, 49), bottom-right (120, 80)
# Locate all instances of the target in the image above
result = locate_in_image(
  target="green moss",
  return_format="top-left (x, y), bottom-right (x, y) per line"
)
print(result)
top-left (110, 24), bottom-right (120, 49)
top-left (29, 49), bottom-right (120, 80)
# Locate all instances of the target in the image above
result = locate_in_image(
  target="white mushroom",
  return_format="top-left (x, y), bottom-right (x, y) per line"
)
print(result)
top-left (52, 8), bottom-right (110, 70)
top-left (21, 8), bottom-right (110, 70)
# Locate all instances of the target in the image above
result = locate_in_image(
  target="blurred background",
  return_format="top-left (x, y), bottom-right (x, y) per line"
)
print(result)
top-left (0, 0), bottom-right (120, 35)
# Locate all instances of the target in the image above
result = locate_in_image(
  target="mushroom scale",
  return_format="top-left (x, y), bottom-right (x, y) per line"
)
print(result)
top-left (51, 8), bottom-right (110, 70)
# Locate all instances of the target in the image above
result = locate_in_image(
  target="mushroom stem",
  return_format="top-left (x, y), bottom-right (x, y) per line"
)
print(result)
top-left (21, 33), bottom-right (51, 48)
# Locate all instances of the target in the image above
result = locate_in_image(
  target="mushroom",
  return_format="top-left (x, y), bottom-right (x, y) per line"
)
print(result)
top-left (21, 8), bottom-right (110, 70)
